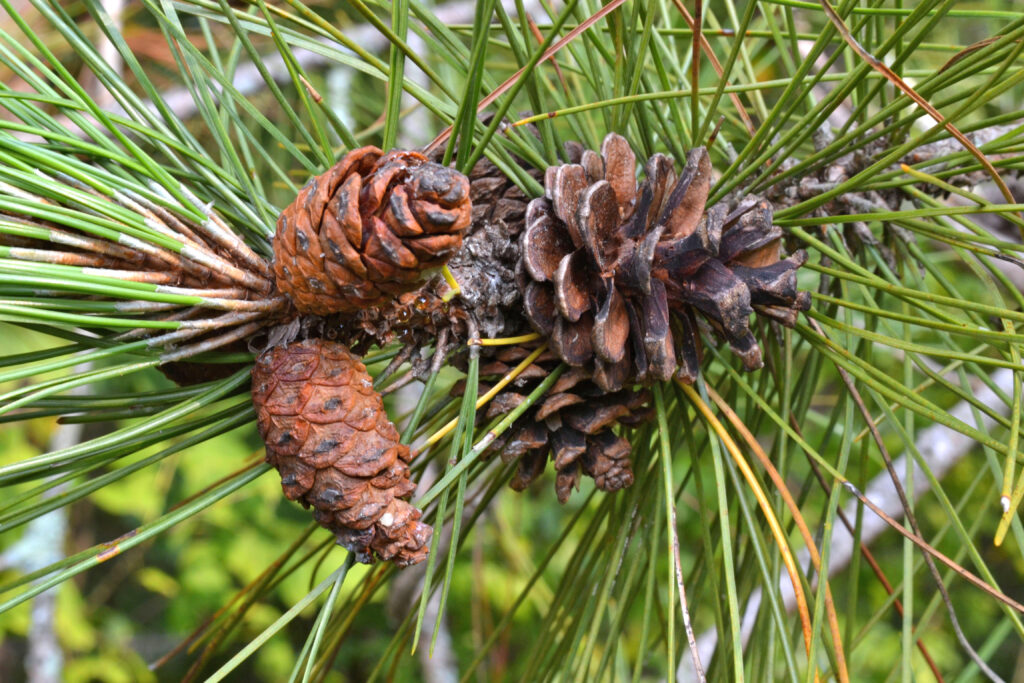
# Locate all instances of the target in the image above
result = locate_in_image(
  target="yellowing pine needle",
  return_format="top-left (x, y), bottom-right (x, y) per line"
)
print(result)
top-left (440, 265), bottom-right (462, 301)
top-left (995, 318), bottom-right (1022, 547)
top-left (475, 333), bottom-right (541, 347)
top-left (680, 382), bottom-right (819, 680)
top-left (417, 344), bottom-right (548, 452)
top-left (703, 384), bottom-right (850, 683)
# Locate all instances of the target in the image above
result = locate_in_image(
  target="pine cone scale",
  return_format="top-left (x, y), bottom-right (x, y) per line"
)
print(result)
top-left (550, 427), bottom-right (586, 469)
top-left (553, 251), bottom-right (591, 322)
top-left (593, 354), bottom-right (630, 392)
top-left (552, 164), bottom-right (588, 240)
top-left (684, 261), bottom-right (753, 338)
top-left (577, 180), bottom-right (618, 269)
top-left (593, 285), bottom-right (629, 364)
top-left (523, 288), bottom-right (556, 340)
top-left (659, 147), bottom-right (712, 238)
top-left (642, 281), bottom-right (676, 381)
top-left (600, 133), bottom-right (637, 207)
top-left (552, 313), bottom-right (594, 366)
top-left (580, 148), bottom-right (604, 184)
top-left (522, 212), bottom-right (572, 282)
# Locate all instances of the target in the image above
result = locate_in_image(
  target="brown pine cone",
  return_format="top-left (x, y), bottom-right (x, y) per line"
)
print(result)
top-left (273, 146), bottom-right (472, 315)
top-left (456, 344), bottom-right (651, 503)
top-left (324, 155), bottom-right (540, 364)
top-left (520, 133), bottom-right (810, 390)
top-left (251, 339), bottom-right (431, 566)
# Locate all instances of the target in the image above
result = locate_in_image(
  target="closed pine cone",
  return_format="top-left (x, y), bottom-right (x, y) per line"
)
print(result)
top-left (273, 146), bottom-right (471, 315)
top-left (520, 133), bottom-right (810, 390)
top-left (251, 339), bottom-right (431, 566)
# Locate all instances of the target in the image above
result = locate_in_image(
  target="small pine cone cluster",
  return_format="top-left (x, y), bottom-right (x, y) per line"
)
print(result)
top-left (254, 132), bottom-right (813, 531)
top-left (251, 339), bottom-right (431, 566)
top-left (520, 133), bottom-right (810, 390)
top-left (273, 146), bottom-right (471, 315)
top-left (457, 345), bottom-right (651, 503)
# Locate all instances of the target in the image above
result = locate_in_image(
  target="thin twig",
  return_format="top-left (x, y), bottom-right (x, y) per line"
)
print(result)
top-left (671, 492), bottom-right (704, 681)
top-left (173, 182), bottom-right (274, 280)
top-left (158, 320), bottom-right (266, 363)
top-left (817, 0), bottom-right (1022, 237)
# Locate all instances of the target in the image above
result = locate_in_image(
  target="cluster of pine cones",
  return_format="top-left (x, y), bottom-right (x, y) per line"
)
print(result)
top-left (247, 134), bottom-right (810, 567)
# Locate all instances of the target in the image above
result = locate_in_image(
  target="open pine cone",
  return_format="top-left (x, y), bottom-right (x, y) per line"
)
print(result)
top-left (520, 134), bottom-right (810, 390)
top-left (251, 338), bottom-right (431, 566)
top-left (456, 344), bottom-right (651, 503)
top-left (274, 146), bottom-right (471, 315)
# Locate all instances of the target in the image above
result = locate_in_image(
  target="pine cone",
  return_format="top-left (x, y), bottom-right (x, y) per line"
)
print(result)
top-left (456, 344), bottom-right (651, 503)
top-left (273, 146), bottom-right (472, 315)
top-left (325, 155), bottom-right (540, 362)
top-left (251, 339), bottom-right (431, 566)
top-left (520, 134), bottom-right (810, 390)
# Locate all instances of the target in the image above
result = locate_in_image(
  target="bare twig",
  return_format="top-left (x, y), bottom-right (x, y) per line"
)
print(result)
top-left (817, 0), bottom-right (1022, 233)
top-left (670, 496), bottom-right (705, 682)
